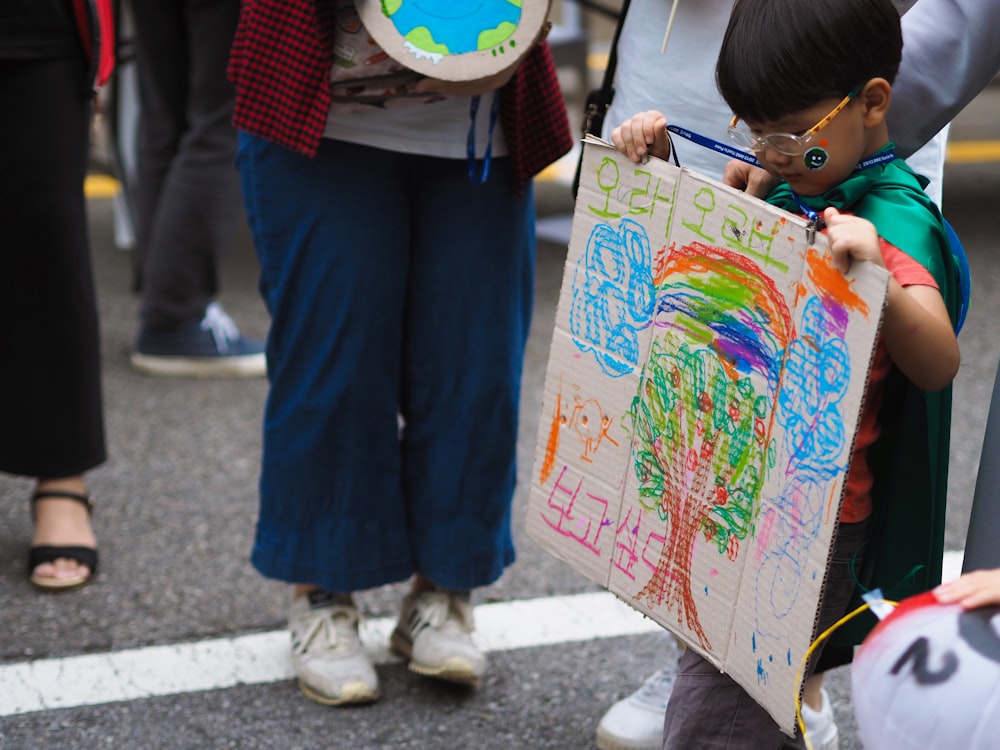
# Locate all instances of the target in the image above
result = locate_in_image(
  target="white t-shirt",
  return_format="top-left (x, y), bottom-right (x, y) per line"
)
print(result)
top-left (324, 94), bottom-right (507, 159)
top-left (602, 0), bottom-right (948, 205)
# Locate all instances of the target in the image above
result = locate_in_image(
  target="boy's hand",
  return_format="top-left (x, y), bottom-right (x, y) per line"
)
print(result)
top-left (823, 207), bottom-right (885, 273)
top-left (611, 110), bottom-right (672, 163)
top-left (934, 568), bottom-right (1000, 610)
top-left (722, 160), bottom-right (779, 198)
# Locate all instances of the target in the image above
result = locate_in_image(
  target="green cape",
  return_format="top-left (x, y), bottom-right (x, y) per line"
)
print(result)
top-left (767, 145), bottom-right (961, 647)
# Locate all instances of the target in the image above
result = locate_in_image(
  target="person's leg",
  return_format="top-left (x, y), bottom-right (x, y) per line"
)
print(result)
top-left (662, 649), bottom-right (795, 750)
top-left (238, 133), bottom-right (428, 704)
top-left (661, 521), bottom-right (868, 749)
top-left (30, 475), bottom-right (97, 588)
top-left (781, 519), bottom-right (870, 750)
top-left (401, 155), bottom-right (533, 590)
top-left (130, 0), bottom-right (259, 376)
top-left (0, 58), bottom-right (105, 478)
top-left (132, 0), bottom-right (186, 297)
top-left (384, 155), bottom-right (533, 685)
top-left (0, 56), bottom-right (105, 587)
top-left (238, 133), bottom-right (416, 592)
top-left (134, 0), bottom-right (243, 330)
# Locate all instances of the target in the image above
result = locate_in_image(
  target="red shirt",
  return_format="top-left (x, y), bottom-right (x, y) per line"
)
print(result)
top-left (842, 238), bottom-right (938, 523)
top-left (227, 0), bottom-right (574, 194)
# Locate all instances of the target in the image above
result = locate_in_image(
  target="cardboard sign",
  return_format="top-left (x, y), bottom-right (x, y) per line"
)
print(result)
top-left (527, 136), bottom-right (889, 734)
top-left (355, 0), bottom-right (550, 82)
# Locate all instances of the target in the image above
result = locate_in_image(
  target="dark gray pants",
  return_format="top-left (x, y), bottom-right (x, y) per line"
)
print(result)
top-left (662, 520), bottom-right (869, 750)
top-left (132, 0), bottom-right (242, 331)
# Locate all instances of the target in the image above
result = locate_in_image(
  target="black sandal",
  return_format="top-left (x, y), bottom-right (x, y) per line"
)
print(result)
top-left (28, 490), bottom-right (98, 591)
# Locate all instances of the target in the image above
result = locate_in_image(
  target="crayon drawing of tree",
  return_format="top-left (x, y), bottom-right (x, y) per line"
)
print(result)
top-left (627, 242), bottom-right (794, 649)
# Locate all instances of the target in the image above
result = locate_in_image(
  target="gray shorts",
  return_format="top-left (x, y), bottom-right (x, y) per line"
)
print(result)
top-left (661, 520), bottom-right (869, 750)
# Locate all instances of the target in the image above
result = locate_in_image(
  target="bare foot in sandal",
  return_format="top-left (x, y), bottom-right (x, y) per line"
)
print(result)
top-left (30, 476), bottom-right (98, 590)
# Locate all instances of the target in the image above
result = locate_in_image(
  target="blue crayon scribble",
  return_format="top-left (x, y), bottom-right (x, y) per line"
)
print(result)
top-left (569, 219), bottom-right (654, 377)
top-left (753, 293), bottom-right (853, 648)
top-left (757, 659), bottom-right (768, 685)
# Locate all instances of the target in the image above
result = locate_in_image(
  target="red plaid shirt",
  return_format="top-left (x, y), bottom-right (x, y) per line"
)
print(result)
top-left (228, 0), bottom-right (574, 193)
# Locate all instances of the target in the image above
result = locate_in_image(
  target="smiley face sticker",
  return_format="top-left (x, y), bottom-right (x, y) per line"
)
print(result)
top-left (803, 147), bottom-right (829, 170)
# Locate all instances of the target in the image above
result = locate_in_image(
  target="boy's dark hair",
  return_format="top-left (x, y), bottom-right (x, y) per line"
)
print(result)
top-left (716, 0), bottom-right (902, 125)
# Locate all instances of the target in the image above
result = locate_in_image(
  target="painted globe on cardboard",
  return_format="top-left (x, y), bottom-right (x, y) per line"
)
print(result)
top-left (851, 591), bottom-right (1000, 750)
top-left (355, 0), bottom-right (551, 82)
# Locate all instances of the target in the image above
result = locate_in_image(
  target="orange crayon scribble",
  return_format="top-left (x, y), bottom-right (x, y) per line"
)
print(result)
top-left (716, 352), bottom-right (741, 383)
top-left (824, 483), bottom-right (838, 526)
top-left (804, 247), bottom-right (870, 317)
top-left (653, 242), bottom-right (676, 287)
top-left (795, 281), bottom-right (808, 303)
top-left (540, 389), bottom-right (562, 484)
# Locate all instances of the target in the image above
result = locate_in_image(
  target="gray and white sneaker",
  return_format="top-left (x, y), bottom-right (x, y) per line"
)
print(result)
top-left (391, 589), bottom-right (485, 687)
top-left (288, 591), bottom-right (379, 706)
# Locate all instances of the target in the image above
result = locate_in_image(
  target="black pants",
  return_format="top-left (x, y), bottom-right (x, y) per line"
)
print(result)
top-left (0, 55), bottom-right (106, 478)
top-left (131, 0), bottom-right (243, 331)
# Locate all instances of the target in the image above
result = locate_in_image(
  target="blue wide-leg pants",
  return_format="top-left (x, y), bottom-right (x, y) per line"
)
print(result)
top-left (237, 133), bottom-right (534, 593)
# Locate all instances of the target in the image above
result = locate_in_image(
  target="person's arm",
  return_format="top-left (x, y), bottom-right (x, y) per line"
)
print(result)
top-left (823, 207), bottom-right (960, 392)
top-left (890, 0), bottom-right (1000, 158)
top-left (934, 568), bottom-right (1000, 609)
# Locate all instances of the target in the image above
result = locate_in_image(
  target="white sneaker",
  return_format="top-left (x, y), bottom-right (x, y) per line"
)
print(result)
top-left (288, 592), bottom-right (380, 706)
top-left (801, 688), bottom-right (839, 750)
top-left (595, 666), bottom-right (676, 750)
top-left (391, 589), bottom-right (486, 687)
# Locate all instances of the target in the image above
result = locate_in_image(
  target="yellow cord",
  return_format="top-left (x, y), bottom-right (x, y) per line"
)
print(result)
top-left (794, 598), bottom-right (898, 750)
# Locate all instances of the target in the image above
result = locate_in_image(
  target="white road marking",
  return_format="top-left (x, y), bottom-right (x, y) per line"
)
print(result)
top-left (0, 550), bottom-right (968, 718)
top-left (0, 591), bottom-right (659, 717)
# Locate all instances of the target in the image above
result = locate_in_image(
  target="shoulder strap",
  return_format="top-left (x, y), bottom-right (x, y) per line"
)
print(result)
top-left (572, 0), bottom-right (632, 197)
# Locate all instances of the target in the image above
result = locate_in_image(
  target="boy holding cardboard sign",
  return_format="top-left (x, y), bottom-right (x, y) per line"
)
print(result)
top-left (611, 0), bottom-right (962, 746)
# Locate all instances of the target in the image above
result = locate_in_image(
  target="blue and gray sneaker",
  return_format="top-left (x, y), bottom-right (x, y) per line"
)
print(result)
top-left (131, 302), bottom-right (266, 378)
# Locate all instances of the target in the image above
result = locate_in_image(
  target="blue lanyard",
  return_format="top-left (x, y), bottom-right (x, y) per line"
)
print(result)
top-left (467, 93), bottom-right (501, 185)
top-left (666, 124), bottom-right (762, 167)
top-left (665, 123), bottom-right (897, 174)
top-left (665, 123), bottom-right (897, 231)
top-left (855, 150), bottom-right (897, 170)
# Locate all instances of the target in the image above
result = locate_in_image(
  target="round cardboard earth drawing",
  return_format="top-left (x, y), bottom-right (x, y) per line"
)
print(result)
top-left (359, 0), bottom-right (548, 80)
top-left (383, 0), bottom-right (522, 57)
